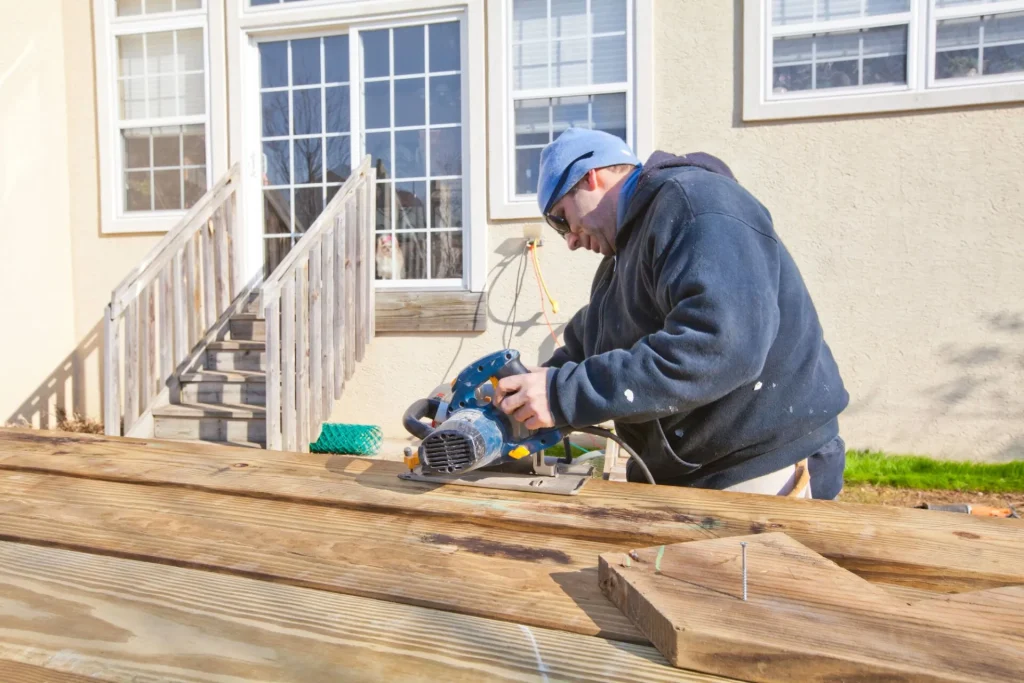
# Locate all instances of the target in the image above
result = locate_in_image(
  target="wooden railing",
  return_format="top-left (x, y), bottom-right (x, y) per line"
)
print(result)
top-left (104, 164), bottom-right (242, 436)
top-left (261, 155), bottom-right (376, 452)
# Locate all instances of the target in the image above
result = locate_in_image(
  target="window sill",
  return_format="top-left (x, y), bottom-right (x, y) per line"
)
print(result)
top-left (743, 81), bottom-right (1024, 122)
top-left (102, 213), bottom-right (187, 235)
top-left (375, 289), bottom-right (487, 333)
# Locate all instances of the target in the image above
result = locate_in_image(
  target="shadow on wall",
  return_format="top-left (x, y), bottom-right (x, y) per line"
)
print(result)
top-left (5, 319), bottom-right (104, 430)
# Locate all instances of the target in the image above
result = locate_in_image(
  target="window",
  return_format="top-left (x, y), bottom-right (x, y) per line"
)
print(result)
top-left (255, 19), bottom-right (470, 287)
top-left (744, 0), bottom-right (1024, 120)
top-left (487, 0), bottom-right (654, 220)
top-left (95, 0), bottom-right (223, 233)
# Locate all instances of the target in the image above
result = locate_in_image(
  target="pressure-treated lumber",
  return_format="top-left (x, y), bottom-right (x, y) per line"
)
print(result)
top-left (0, 542), bottom-right (725, 682)
top-left (375, 290), bottom-right (488, 332)
top-left (2, 429), bottom-right (1021, 593)
top-left (0, 660), bottom-right (95, 683)
top-left (0, 469), bottom-right (643, 643)
top-left (598, 533), bottom-right (1024, 682)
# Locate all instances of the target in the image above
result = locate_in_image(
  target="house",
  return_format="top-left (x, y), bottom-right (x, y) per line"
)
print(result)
top-left (1, 0), bottom-right (1022, 461)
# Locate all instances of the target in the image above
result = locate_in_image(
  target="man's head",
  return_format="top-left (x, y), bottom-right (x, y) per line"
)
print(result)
top-left (538, 128), bottom-right (640, 256)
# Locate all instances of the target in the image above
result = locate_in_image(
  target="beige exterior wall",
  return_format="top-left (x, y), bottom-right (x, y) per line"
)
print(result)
top-left (335, 0), bottom-right (1024, 462)
top-left (1, 0), bottom-right (161, 427)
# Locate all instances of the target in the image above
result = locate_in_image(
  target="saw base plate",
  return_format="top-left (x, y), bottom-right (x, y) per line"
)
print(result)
top-left (399, 461), bottom-right (594, 496)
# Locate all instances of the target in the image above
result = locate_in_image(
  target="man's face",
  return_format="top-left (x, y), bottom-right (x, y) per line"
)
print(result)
top-left (549, 174), bottom-right (615, 256)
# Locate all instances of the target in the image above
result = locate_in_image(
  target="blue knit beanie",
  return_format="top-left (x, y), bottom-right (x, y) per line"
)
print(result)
top-left (537, 128), bottom-right (640, 214)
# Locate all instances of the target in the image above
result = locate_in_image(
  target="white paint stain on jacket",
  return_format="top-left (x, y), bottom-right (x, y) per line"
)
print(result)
top-left (624, 389), bottom-right (634, 402)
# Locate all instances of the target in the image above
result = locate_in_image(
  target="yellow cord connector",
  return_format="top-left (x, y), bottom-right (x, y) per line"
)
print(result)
top-left (529, 241), bottom-right (559, 314)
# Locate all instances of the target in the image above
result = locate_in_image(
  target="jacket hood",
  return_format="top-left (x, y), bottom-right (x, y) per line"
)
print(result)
top-left (617, 151), bottom-right (737, 247)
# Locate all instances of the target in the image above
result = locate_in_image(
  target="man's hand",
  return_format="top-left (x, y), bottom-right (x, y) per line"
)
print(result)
top-left (494, 369), bottom-right (556, 430)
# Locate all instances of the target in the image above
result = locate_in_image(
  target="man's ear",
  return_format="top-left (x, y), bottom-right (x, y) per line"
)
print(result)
top-left (584, 168), bottom-right (600, 191)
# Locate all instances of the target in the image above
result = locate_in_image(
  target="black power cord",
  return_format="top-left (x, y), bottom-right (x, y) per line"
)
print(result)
top-left (572, 426), bottom-right (656, 485)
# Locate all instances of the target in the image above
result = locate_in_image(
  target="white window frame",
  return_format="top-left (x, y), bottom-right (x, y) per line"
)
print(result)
top-left (743, 0), bottom-right (1024, 121)
top-left (486, 0), bottom-right (655, 221)
top-left (229, 0), bottom-right (488, 292)
top-left (94, 0), bottom-right (229, 234)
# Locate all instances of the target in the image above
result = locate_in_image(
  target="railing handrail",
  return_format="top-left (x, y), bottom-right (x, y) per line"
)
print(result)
top-left (109, 163), bottom-right (241, 319)
top-left (261, 155), bottom-right (372, 298)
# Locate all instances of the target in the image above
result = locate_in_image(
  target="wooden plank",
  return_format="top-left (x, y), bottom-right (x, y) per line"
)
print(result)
top-left (281, 278), bottom-right (296, 452)
top-left (1, 431), bottom-right (1022, 594)
top-left (214, 204), bottom-right (230, 311)
top-left (295, 264), bottom-right (309, 452)
top-left (102, 306), bottom-right (120, 437)
top-left (344, 204), bottom-right (355, 379)
top-left (351, 190), bottom-right (365, 364)
top-left (171, 251), bottom-right (187, 363)
top-left (264, 294), bottom-right (281, 451)
top-left (0, 660), bottom-right (94, 683)
top-left (0, 469), bottom-right (644, 643)
top-left (159, 268), bottom-right (172, 384)
top-left (309, 243), bottom-right (323, 437)
top-left (138, 286), bottom-right (153, 410)
top-left (184, 234), bottom-right (199, 349)
top-left (908, 585), bottom-right (1024, 640)
top-left (201, 220), bottom-right (216, 329)
top-left (0, 542), bottom-right (720, 683)
top-left (335, 212), bottom-right (347, 396)
top-left (598, 533), bottom-right (1023, 682)
top-left (322, 232), bottom-right (335, 419)
top-left (123, 301), bottom-right (139, 430)
top-left (364, 173), bottom-right (376, 340)
top-left (375, 290), bottom-right (488, 333)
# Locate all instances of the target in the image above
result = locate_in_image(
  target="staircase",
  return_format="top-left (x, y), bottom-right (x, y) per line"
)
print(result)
top-left (152, 295), bottom-right (268, 447)
top-left (104, 156), bottom-right (376, 452)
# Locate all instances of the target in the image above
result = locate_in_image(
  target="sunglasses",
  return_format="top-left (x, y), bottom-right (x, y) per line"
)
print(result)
top-left (543, 151), bottom-right (594, 238)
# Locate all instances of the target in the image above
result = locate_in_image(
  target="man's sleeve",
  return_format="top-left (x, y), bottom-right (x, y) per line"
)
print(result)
top-left (547, 211), bottom-right (782, 428)
top-left (542, 305), bottom-right (587, 369)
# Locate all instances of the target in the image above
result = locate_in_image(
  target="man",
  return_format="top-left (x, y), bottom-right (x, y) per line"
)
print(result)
top-left (493, 128), bottom-right (849, 499)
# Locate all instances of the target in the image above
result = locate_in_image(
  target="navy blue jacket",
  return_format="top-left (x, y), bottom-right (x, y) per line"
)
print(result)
top-left (544, 152), bottom-right (849, 488)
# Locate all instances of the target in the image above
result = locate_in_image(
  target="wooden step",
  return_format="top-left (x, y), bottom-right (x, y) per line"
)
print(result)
top-left (178, 370), bottom-right (266, 406)
top-left (229, 314), bottom-right (265, 341)
top-left (206, 340), bottom-right (265, 371)
top-left (153, 402), bottom-right (266, 445)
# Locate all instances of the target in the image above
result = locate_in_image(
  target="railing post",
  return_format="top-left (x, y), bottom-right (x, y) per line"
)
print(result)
top-left (215, 204), bottom-right (231, 312)
top-left (185, 234), bottom-right (198, 350)
top-left (345, 199), bottom-right (357, 380)
top-left (281, 277), bottom-right (296, 452)
top-left (124, 300), bottom-right (139, 432)
top-left (365, 173), bottom-right (376, 341)
top-left (264, 289), bottom-right (282, 451)
top-left (322, 229), bottom-right (336, 420)
top-left (295, 263), bottom-right (309, 452)
top-left (160, 268), bottom-right (173, 385)
top-left (103, 305), bottom-right (121, 436)
top-left (334, 213), bottom-right (346, 400)
top-left (172, 252), bottom-right (187, 364)
top-left (202, 220), bottom-right (216, 329)
top-left (309, 243), bottom-right (323, 440)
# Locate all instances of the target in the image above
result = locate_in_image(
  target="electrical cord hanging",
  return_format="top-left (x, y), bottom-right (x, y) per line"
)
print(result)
top-left (573, 426), bottom-right (657, 485)
top-left (502, 246), bottom-right (530, 350)
top-left (529, 242), bottom-right (560, 346)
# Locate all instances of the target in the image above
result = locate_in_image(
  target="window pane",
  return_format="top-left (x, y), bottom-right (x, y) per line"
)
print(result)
top-left (365, 81), bottom-right (391, 129)
top-left (432, 231), bottom-right (462, 279)
top-left (149, 75), bottom-right (178, 116)
top-left (148, 0), bottom-right (175, 13)
top-left (375, 182), bottom-right (393, 231)
top-left (120, 78), bottom-right (147, 119)
top-left (935, 0), bottom-right (1000, 7)
top-left (182, 126), bottom-right (206, 166)
top-left (153, 130), bottom-right (181, 167)
top-left (514, 0), bottom-right (548, 42)
top-left (293, 138), bottom-right (323, 184)
top-left (516, 147), bottom-right (542, 194)
top-left (394, 26), bottom-right (425, 76)
top-left (363, 30), bottom-right (390, 78)
top-left (396, 181), bottom-right (427, 231)
top-left (184, 166), bottom-right (206, 207)
top-left (936, 12), bottom-right (1024, 79)
top-left (515, 98), bottom-right (551, 145)
top-left (429, 22), bottom-right (461, 72)
top-left (325, 35), bottom-right (349, 83)
top-left (260, 42), bottom-right (288, 88)
top-left (592, 0), bottom-right (627, 33)
top-left (551, 0), bottom-right (587, 38)
top-left (429, 75), bottom-right (461, 125)
top-left (326, 135), bottom-right (350, 183)
top-left (593, 92), bottom-right (627, 141)
top-left (593, 34), bottom-right (627, 83)
top-left (117, 0), bottom-right (143, 16)
top-left (430, 127), bottom-right (462, 176)
top-left (118, 35), bottom-right (145, 78)
top-left (147, 31), bottom-right (176, 76)
top-left (431, 179), bottom-right (462, 228)
top-left (179, 29), bottom-right (204, 72)
top-left (177, 0), bottom-right (204, 9)
top-left (395, 129), bottom-right (426, 178)
top-left (294, 187), bottom-right (324, 232)
top-left (292, 88), bottom-right (322, 135)
top-left (263, 141), bottom-right (290, 186)
top-left (264, 191), bottom-right (292, 236)
top-left (552, 38), bottom-right (587, 87)
top-left (772, 0), bottom-right (908, 25)
top-left (773, 26), bottom-right (907, 91)
top-left (126, 171), bottom-right (152, 211)
top-left (375, 234), bottom-right (402, 280)
top-left (292, 38), bottom-right (322, 86)
top-left (180, 73), bottom-right (205, 115)
top-left (154, 169), bottom-right (182, 210)
top-left (262, 91), bottom-right (289, 137)
top-left (514, 41), bottom-right (550, 90)
top-left (326, 85), bottom-right (350, 133)
top-left (552, 95), bottom-right (590, 134)
top-left (394, 78), bottom-right (426, 127)
top-left (397, 233), bottom-right (427, 279)
top-left (366, 132), bottom-right (391, 178)
top-left (124, 133), bottom-right (151, 169)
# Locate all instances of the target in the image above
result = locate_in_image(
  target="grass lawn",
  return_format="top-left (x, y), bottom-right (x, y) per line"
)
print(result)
top-left (845, 449), bottom-right (1024, 493)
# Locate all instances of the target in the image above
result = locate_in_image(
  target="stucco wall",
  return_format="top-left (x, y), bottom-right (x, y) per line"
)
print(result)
top-left (336, 1), bottom-right (1024, 462)
top-left (1, 0), bottom-right (162, 427)
top-left (0, 0), bottom-right (78, 426)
